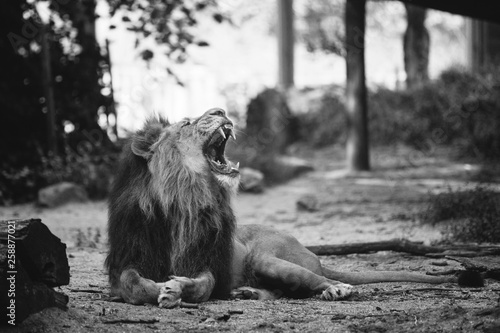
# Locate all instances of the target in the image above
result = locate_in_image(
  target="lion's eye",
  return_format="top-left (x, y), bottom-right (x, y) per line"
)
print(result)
top-left (181, 121), bottom-right (190, 128)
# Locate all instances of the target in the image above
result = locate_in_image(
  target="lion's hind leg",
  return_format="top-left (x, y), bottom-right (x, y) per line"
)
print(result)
top-left (230, 287), bottom-right (281, 300)
top-left (251, 255), bottom-right (353, 301)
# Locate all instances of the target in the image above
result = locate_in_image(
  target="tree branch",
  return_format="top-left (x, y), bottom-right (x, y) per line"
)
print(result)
top-left (306, 239), bottom-right (500, 257)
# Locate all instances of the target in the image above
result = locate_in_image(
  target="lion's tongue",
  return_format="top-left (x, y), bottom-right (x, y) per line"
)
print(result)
top-left (208, 147), bottom-right (217, 159)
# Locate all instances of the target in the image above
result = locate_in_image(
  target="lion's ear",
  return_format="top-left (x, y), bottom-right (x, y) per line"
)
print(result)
top-left (131, 122), bottom-right (164, 159)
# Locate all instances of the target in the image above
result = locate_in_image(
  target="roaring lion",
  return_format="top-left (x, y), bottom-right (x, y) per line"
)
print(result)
top-left (105, 108), bottom-right (470, 308)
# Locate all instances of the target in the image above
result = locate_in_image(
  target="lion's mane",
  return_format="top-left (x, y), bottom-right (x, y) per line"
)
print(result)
top-left (105, 118), bottom-right (235, 299)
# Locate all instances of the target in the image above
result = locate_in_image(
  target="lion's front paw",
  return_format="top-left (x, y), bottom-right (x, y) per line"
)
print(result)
top-left (320, 283), bottom-right (353, 301)
top-left (158, 279), bottom-right (183, 308)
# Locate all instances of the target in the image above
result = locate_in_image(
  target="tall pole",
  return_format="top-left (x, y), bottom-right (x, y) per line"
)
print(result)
top-left (345, 0), bottom-right (370, 171)
top-left (41, 23), bottom-right (58, 155)
top-left (277, 0), bottom-right (294, 90)
top-left (466, 18), bottom-right (487, 71)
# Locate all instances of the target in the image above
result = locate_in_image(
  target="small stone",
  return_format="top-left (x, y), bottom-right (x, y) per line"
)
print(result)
top-left (296, 194), bottom-right (319, 212)
top-left (239, 167), bottom-right (264, 193)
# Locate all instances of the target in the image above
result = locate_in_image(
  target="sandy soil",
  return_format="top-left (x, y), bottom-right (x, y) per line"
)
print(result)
top-left (2, 146), bottom-right (500, 332)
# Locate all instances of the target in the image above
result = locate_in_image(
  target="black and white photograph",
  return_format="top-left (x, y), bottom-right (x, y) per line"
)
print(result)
top-left (1, 0), bottom-right (499, 332)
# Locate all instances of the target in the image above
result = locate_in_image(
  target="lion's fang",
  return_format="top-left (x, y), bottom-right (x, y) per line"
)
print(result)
top-left (235, 162), bottom-right (240, 169)
top-left (218, 127), bottom-right (226, 139)
top-left (230, 129), bottom-right (236, 141)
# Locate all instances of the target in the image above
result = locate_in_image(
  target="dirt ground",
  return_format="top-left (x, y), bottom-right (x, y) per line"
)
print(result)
top-left (2, 146), bottom-right (500, 332)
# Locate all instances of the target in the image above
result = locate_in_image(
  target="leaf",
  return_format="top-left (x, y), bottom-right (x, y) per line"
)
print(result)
top-left (213, 13), bottom-right (224, 23)
top-left (140, 49), bottom-right (154, 61)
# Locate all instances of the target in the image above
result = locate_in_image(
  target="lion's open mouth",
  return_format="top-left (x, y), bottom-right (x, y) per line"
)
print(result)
top-left (204, 123), bottom-right (239, 176)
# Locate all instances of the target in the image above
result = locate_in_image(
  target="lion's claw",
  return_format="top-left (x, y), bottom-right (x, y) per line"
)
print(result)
top-left (158, 297), bottom-right (181, 308)
top-left (158, 280), bottom-right (183, 308)
top-left (230, 287), bottom-right (260, 300)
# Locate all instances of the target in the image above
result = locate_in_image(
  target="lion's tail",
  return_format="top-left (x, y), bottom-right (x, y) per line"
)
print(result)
top-left (321, 266), bottom-right (457, 285)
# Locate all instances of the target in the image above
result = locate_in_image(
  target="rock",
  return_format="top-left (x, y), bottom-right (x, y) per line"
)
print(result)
top-left (296, 194), bottom-right (320, 212)
top-left (0, 219), bottom-right (69, 324)
top-left (38, 182), bottom-right (88, 208)
top-left (225, 88), bottom-right (310, 185)
top-left (239, 168), bottom-right (264, 193)
top-left (274, 156), bottom-right (314, 180)
top-left (245, 88), bottom-right (297, 157)
top-left (255, 156), bottom-right (314, 184)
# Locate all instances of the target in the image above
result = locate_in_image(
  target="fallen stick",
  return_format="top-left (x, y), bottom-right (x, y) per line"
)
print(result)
top-left (103, 318), bottom-right (159, 324)
top-left (69, 288), bottom-right (103, 293)
top-left (306, 239), bottom-right (500, 257)
top-left (380, 287), bottom-right (462, 293)
top-left (306, 239), bottom-right (442, 256)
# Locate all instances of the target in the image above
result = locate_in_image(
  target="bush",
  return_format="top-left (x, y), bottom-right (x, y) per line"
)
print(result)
top-left (39, 146), bottom-right (119, 200)
top-left (293, 67), bottom-right (500, 160)
top-left (421, 185), bottom-right (500, 243)
top-left (294, 86), bottom-right (347, 147)
top-left (0, 143), bottom-right (120, 205)
top-left (370, 67), bottom-right (500, 159)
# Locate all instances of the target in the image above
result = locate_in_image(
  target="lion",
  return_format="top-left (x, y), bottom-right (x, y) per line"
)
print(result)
top-left (105, 108), bottom-right (477, 308)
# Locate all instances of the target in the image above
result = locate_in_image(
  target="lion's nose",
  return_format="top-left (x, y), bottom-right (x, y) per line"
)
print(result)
top-left (204, 108), bottom-right (226, 118)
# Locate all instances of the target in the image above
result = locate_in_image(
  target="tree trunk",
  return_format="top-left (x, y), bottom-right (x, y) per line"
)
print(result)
top-left (105, 39), bottom-right (118, 139)
top-left (277, 0), bottom-right (294, 90)
top-left (41, 23), bottom-right (58, 155)
top-left (345, 0), bottom-right (370, 171)
top-left (306, 239), bottom-right (500, 257)
top-left (404, 4), bottom-right (429, 89)
top-left (67, 0), bottom-right (104, 133)
top-left (466, 19), bottom-right (500, 71)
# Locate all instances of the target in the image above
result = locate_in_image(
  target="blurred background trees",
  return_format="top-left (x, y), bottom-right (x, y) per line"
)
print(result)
top-left (1, 0), bottom-right (499, 204)
top-left (0, 0), bottom-right (219, 203)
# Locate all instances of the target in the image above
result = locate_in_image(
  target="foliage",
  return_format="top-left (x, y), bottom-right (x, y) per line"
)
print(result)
top-left (296, 0), bottom-right (408, 55)
top-left (1, 0), bottom-right (221, 204)
top-left (0, 142), bottom-right (120, 205)
top-left (294, 86), bottom-right (347, 147)
top-left (107, 0), bottom-right (224, 64)
top-left (370, 67), bottom-right (500, 160)
top-left (420, 186), bottom-right (500, 243)
top-left (39, 145), bottom-right (120, 200)
top-left (297, 0), bottom-right (344, 55)
top-left (0, 0), bottom-right (114, 203)
top-left (295, 67), bottom-right (500, 161)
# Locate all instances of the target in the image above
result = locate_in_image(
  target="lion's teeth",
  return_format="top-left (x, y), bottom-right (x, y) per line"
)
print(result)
top-left (230, 129), bottom-right (236, 141)
top-left (218, 127), bottom-right (226, 139)
top-left (230, 162), bottom-right (240, 171)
